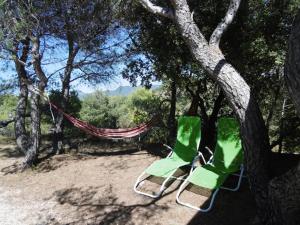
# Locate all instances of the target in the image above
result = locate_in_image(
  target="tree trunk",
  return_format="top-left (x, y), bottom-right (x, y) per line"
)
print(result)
top-left (186, 85), bottom-right (224, 152)
top-left (200, 91), bottom-right (224, 152)
top-left (21, 35), bottom-right (48, 167)
top-left (140, 0), bottom-right (299, 224)
top-left (52, 81), bottom-right (70, 154)
top-left (186, 92), bottom-right (200, 116)
top-left (14, 39), bottom-right (30, 154)
top-left (265, 9), bottom-right (300, 225)
top-left (14, 78), bottom-right (29, 153)
top-left (170, 1), bottom-right (271, 222)
top-left (52, 32), bottom-right (78, 154)
top-left (167, 77), bottom-right (177, 145)
top-left (23, 92), bottom-right (41, 167)
top-left (266, 84), bottom-right (281, 130)
top-left (285, 10), bottom-right (300, 115)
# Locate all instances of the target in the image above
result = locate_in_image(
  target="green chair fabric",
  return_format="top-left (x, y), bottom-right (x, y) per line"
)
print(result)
top-left (145, 116), bottom-right (201, 177)
top-left (188, 164), bottom-right (229, 189)
top-left (187, 117), bottom-right (243, 190)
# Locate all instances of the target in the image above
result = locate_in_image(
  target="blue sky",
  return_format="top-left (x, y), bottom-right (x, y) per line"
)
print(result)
top-left (0, 62), bottom-right (135, 93)
top-left (0, 29), bottom-right (160, 94)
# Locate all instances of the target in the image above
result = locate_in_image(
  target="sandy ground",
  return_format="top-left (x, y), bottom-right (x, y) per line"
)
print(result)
top-left (0, 141), bottom-right (256, 225)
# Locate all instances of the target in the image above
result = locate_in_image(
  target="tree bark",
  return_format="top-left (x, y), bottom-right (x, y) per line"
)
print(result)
top-left (140, 0), bottom-right (271, 223)
top-left (14, 39), bottom-right (30, 154)
top-left (285, 10), bottom-right (300, 115)
top-left (52, 32), bottom-right (78, 154)
top-left (185, 84), bottom-right (224, 151)
top-left (200, 91), bottom-right (224, 152)
top-left (173, 2), bottom-right (272, 221)
top-left (140, 1), bottom-right (300, 224)
top-left (169, 2), bottom-right (272, 212)
top-left (52, 80), bottom-right (70, 154)
top-left (21, 36), bottom-right (48, 167)
top-left (167, 77), bottom-right (177, 145)
top-left (267, 9), bottom-right (300, 225)
top-left (23, 92), bottom-right (41, 166)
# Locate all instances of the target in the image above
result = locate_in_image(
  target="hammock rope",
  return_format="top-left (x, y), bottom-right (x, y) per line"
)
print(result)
top-left (28, 86), bottom-right (157, 139)
top-left (48, 101), bottom-right (157, 139)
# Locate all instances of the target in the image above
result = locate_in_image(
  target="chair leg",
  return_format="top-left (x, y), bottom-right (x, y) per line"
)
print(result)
top-left (221, 166), bottom-right (244, 192)
top-left (176, 178), bottom-right (220, 212)
top-left (133, 170), bottom-right (176, 198)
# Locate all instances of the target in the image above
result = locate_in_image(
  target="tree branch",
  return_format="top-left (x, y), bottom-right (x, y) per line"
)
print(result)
top-left (139, 0), bottom-right (174, 19)
top-left (30, 36), bottom-right (48, 88)
top-left (209, 0), bottom-right (242, 47)
top-left (210, 90), bottom-right (225, 119)
top-left (0, 114), bottom-right (30, 128)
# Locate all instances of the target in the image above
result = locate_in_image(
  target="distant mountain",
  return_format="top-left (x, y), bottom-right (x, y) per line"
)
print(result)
top-left (104, 85), bottom-right (160, 96)
top-left (77, 85), bottom-right (161, 99)
top-left (77, 90), bottom-right (88, 99)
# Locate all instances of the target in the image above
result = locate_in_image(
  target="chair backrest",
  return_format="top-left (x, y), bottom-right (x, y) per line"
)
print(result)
top-left (212, 117), bottom-right (243, 173)
top-left (172, 116), bottom-right (201, 162)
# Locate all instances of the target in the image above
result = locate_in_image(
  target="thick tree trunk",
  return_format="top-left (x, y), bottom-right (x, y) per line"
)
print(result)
top-left (167, 77), bottom-right (177, 144)
top-left (21, 36), bottom-right (48, 167)
top-left (265, 9), bottom-right (300, 225)
top-left (14, 79), bottom-right (29, 153)
top-left (268, 163), bottom-right (300, 225)
top-left (285, 10), bottom-right (300, 115)
top-left (23, 93), bottom-right (41, 167)
top-left (140, 1), bottom-right (299, 224)
top-left (169, 1), bottom-right (271, 222)
top-left (14, 39), bottom-right (30, 154)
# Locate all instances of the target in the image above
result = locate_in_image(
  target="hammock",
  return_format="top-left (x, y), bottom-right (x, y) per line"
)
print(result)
top-left (49, 102), bottom-right (157, 139)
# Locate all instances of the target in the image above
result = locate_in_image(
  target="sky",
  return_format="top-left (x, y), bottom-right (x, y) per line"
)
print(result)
top-left (0, 59), bottom-right (134, 93)
top-left (0, 29), bottom-right (160, 94)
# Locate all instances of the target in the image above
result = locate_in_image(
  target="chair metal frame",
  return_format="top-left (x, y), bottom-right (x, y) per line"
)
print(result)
top-left (134, 144), bottom-right (193, 198)
top-left (176, 147), bottom-right (245, 212)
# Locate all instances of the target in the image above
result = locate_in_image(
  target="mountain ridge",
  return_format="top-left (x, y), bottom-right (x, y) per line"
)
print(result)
top-left (77, 85), bottom-right (160, 99)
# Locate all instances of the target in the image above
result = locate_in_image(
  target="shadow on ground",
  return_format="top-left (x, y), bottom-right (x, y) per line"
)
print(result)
top-left (35, 145), bottom-right (150, 173)
top-left (34, 141), bottom-right (169, 173)
top-left (0, 146), bottom-right (23, 159)
top-left (41, 185), bottom-right (172, 225)
top-left (185, 179), bottom-right (256, 225)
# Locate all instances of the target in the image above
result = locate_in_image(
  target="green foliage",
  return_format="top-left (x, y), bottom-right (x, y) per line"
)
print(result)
top-left (0, 94), bottom-right (17, 137)
top-left (49, 90), bottom-right (81, 116)
top-left (78, 87), bottom-right (169, 143)
top-left (41, 90), bottom-right (82, 135)
top-left (128, 88), bottom-right (160, 124)
top-left (80, 91), bottom-right (118, 128)
top-left (80, 88), bottom-right (161, 128)
top-left (0, 94), bottom-right (17, 119)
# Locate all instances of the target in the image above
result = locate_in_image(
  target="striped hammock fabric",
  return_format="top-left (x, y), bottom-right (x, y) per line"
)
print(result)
top-left (49, 103), bottom-right (157, 139)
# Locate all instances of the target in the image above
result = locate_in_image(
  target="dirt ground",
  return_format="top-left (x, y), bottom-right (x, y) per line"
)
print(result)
top-left (0, 139), bottom-right (257, 225)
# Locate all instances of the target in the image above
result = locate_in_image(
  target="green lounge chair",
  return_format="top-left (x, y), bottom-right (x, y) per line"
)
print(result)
top-left (176, 117), bottom-right (244, 211)
top-left (134, 116), bottom-right (201, 198)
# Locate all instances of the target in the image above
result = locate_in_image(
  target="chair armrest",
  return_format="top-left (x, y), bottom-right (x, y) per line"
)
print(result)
top-left (205, 146), bottom-right (214, 163)
top-left (163, 144), bottom-right (173, 157)
top-left (205, 146), bottom-right (213, 155)
top-left (190, 154), bottom-right (200, 174)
